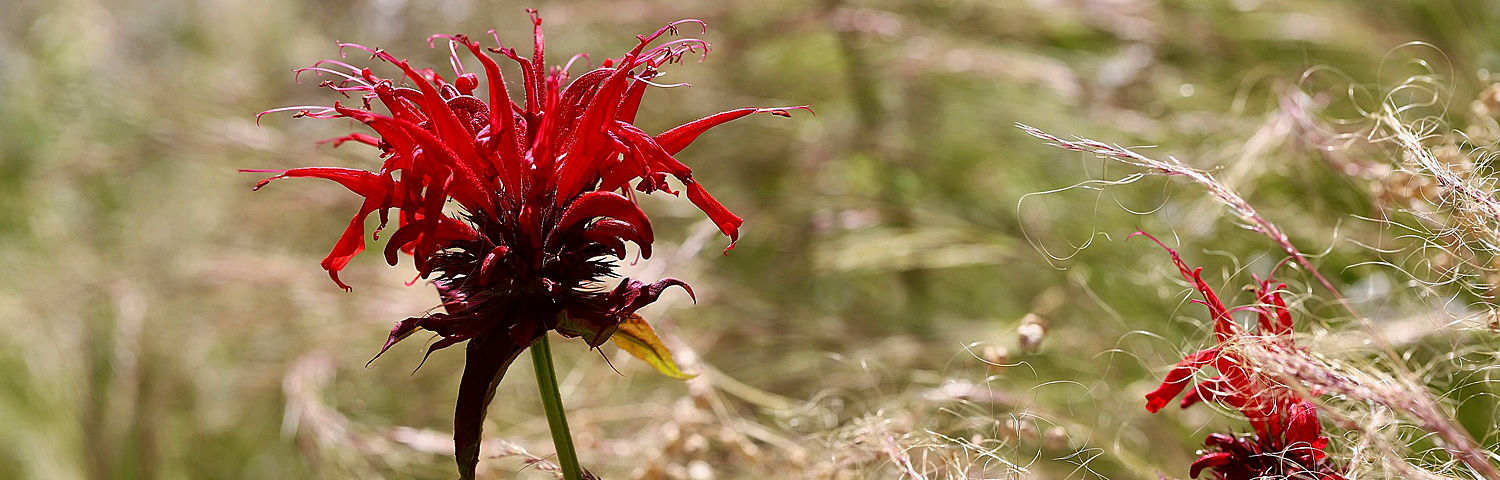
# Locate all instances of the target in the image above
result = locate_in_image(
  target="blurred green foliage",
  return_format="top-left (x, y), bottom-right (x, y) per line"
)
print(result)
top-left (2, 0), bottom-right (1499, 478)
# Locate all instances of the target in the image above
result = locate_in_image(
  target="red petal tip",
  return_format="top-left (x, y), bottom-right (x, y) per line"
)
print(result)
top-left (328, 270), bottom-right (354, 292)
top-left (1189, 452), bottom-right (1232, 478)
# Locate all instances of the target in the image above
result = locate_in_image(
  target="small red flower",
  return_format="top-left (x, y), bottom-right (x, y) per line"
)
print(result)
top-left (250, 11), bottom-right (804, 477)
top-left (1135, 233), bottom-right (1345, 480)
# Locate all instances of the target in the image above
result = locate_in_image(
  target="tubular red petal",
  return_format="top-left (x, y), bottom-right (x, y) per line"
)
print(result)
top-left (459, 39), bottom-right (523, 199)
top-left (1268, 283), bottom-right (1294, 336)
top-left (372, 84), bottom-right (427, 125)
top-left (369, 315), bottom-right (427, 365)
top-left (617, 121), bottom-right (692, 176)
top-left (549, 23), bottom-right (707, 176)
top-left (1252, 279), bottom-right (1296, 336)
top-left (556, 121), bottom-right (642, 201)
top-left (319, 197), bottom-right (384, 291)
top-left (615, 76), bottom-right (650, 125)
top-left (1203, 433), bottom-right (1237, 449)
top-left (383, 223), bottom-right (425, 266)
top-left (1310, 436), bottom-right (1330, 460)
top-left (1285, 402), bottom-right (1324, 445)
top-left (551, 68), bottom-right (614, 144)
top-left (1145, 347), bottom-right (1221, 413)
top-left (597, 138), bottom-right (650, 193)
top-left (1188, 268), bottom-right (1236, 340)
top-left (527, 10), bottom-right (546, 113)
top-left (686, 180), bottom-right (742, 252)
top-left (411, 171), bottom-right (455, 267)
top-left (430, 216), bottom-right (480, 250)
top-left (1181, 375), bottom-right (1230, 409)
top-left (317, 133), bottom-right (382, 148)
top-left (540, 70), bottom-right (616, 183)
top-left (251, 168), bottom-right (394, 290)
top-left (344, 109), bottom-right (494, 213)
top-left (479, 245), bottom-right (511, 282)
top-left (582, 218), bottom-right (651, 259)
top-left (550, 73), bottom-right (651, 200)
top-left (549, 191), bottom-right (654, 248)
top-left (1189, 452), bottom-right (1232, 478)
top-left (383, 57), bottom-right (494, 182)
top-left (498, 48), bottom-right (538, 116)
top-left (250, 167), bottom-right (388, 196)
top-left (1130, 232), bottom-right (1238, 340)
top-left (330, 103), bottom-right (417, 160)
top-left (608, 277), bottom-right (695, 317)
top-left (655, 106), bottom-right (809, 155)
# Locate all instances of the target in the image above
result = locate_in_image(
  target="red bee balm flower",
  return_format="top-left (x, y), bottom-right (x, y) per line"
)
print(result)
top-left (250, 12), bottom-right (804, 477)
top-left (1135, 233), bottom-right (1345, 480)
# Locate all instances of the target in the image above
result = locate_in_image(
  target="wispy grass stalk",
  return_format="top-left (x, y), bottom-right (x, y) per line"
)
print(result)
top-left (1017, 123), bottom-right (1500, 480)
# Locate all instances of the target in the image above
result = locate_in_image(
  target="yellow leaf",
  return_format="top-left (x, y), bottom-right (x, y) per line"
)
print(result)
top-left (610, 314), bottom-right (695, 380)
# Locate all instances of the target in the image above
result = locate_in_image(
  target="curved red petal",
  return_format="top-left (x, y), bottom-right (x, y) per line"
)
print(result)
top-left (583, 219), bottom-right (651, 259)
top-left (655, 106), bottom-right (809, 155)
top-left (686, 180), bottom-right (743, 253)
top-left (608, 277), bottom-right (695, 317)
top-left (1129, 232), bottom-right (1237, 340)
top-left (1189, 452), bottom-right (1232, 479)
top-left (369, 315), bottom-right (428, 366)
top-left (1145, 347), bottom-right (1220, 413)
top-left (1286, 401), bottom-right (1324, 444)
top-left (551, 191), bottom-right (655, 247)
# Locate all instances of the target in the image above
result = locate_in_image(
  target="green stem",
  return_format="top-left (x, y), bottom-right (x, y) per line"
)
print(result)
top-left (531, 334), bottom-right (583, 480)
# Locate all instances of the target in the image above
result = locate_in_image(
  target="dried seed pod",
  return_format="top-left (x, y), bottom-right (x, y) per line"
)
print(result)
top-left (1044, 426), bottom-right (1069, 450)
top-left (686, 460), bottom-right (714, 480)
top-left (982, 345), bottom-right (1011, 374)
top-left (684, 433), bottom-right (710, 454)
top-left (1000, 418), bottom-right (1038, 443)
top-left (1017, 313), bottom-right (1049, 354)
top-left (1478, 83), bottom-right (1500, 114)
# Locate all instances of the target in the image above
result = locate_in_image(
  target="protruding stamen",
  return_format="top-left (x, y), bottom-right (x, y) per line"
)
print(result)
top-left (318, 80), bottom-right (373, 96)
top-left (561, 53), bottom-right (589, 75)
top-left (314, 59), bottom-right (366, 74)
top-left (339, 43), bottom-right (393, 64)
top-left (641, 39), bottom-right (711, 66)
top-left (256, 105), bottom-right (339, 125)
top-left (295, 66), bottom-right (374, 87)
top-left (638, 19), bottom-right (708, 47)
top-left (632, 76), bottom-right (690, 89)
top-left (316, 133), bottom-right (382, 149)
top-left (450, 38), bottom-right (467, 77)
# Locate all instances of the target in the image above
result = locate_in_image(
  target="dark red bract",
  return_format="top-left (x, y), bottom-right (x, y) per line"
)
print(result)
top-left (1135, 233), bottom-right (1345, 480)
top-left (250, 12), bottom-right (804, 477)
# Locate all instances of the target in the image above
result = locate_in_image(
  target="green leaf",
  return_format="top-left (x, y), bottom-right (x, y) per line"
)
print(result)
top-left (611, 314), bottom-right (695, 380)
top-left (555, 311), bottom-right (617, 348)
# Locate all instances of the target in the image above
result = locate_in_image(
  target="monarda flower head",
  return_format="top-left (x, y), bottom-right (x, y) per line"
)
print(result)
top-left (1135, 233), bottom-right (1345, 480)
top-left (250, 11), bottom-right (804, 477)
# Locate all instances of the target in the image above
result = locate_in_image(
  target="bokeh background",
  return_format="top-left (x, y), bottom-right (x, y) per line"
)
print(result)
top-left (4, 0), bottom-right (1500, 478)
